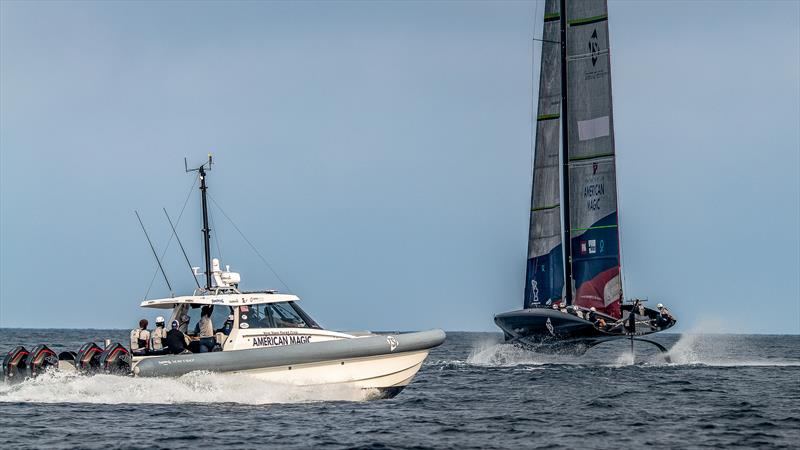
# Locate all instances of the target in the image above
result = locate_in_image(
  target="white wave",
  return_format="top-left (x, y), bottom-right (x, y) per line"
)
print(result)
top-left (612, 350), bottom-right (635, 367)
top-left (466, 338), bottom-right (580, 367)
top-left (665, 320), bottom-right (800, 367)
top-left (0, 370), bottom-right (372, 404)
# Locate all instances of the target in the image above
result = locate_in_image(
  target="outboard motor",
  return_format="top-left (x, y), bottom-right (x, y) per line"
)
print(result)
top-left (2, 346), bottom-right (29, 382)
top-left (26, 344), bottom-right (59, 377)
top-left (99, 343), bottom-right (131, 375)
top-left (75, 342), bottom-right (104, 373)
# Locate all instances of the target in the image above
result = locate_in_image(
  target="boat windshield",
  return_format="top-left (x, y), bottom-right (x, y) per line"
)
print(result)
top-left (239, 301), bottom-right (320, 329)
top-left (177, 305), bottom-right (234, 335)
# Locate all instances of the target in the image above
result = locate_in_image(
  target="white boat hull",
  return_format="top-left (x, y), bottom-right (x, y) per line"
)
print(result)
top-left (240, 349), bottom-right (429, 390)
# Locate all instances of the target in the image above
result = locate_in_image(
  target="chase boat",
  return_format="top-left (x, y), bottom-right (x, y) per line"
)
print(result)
top-left (2, 156), bottom-right (445, 399)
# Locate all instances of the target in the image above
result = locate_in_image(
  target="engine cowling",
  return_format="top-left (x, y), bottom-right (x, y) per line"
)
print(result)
top-left (26, 344), bottom-right (59, 377)
top-left (75, 342), bottom-right (104, 373)
top-left (2, 346), bottom-right (29, 382)
top-left (99, 343), bottom-right (131, 375)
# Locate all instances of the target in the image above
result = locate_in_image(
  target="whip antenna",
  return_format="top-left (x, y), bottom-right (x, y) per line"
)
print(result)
top-left (135, 210), bottom-right (173, 296)
top-left (163, 207), bottom-right (202, 290)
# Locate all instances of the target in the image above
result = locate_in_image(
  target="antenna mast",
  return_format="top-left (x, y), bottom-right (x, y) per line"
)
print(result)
top-left (186, 154), bottom-right (214, 291)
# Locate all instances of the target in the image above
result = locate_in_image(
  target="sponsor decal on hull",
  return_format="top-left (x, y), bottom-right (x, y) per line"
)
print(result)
top-left (251, 335), bottom-right (312, 347)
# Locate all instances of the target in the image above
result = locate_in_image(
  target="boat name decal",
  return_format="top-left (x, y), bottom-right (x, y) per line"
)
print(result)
top-left (157, 358), bottom-right (196, 366)
top-left (211, 298), bottom-right (224, 304)
top-left (252, 335), bottom-right (311, 347)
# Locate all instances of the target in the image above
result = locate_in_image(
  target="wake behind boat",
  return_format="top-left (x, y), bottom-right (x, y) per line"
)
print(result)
top-left (494, 0), bottom-right (676, 355)
top-left (3, 156), bottom-right (445, 399)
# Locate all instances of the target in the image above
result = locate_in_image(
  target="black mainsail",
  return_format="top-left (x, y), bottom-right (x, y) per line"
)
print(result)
top-left (525, 0), bottom-right (565, 309)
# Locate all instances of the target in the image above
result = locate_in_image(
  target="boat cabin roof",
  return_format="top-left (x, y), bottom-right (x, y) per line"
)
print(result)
top-left (140, 292), bottom-right (301, 309)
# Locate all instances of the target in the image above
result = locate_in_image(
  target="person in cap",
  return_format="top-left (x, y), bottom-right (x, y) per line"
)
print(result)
top-left (151, 316), bottom-right (168, 354)
top-left (130, 319), bottom-right (151, 355)
top-left (165, 319), bottom-right (192, 355)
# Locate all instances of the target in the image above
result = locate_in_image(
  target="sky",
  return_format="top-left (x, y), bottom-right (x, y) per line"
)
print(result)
top-left (1, 1), bottom-right (798, 334)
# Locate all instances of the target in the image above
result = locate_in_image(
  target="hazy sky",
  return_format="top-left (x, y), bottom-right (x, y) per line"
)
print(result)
top-left (1, 1), bottom-right (798, 333)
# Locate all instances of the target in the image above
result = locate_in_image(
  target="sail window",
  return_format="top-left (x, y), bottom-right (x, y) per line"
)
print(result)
top-left (576, 116), bottom-right (610, 141)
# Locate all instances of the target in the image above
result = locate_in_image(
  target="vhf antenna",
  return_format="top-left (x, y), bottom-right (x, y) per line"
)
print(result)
top-left (185, 154), bottom-right (214, 291)
top-left (135, 210), bottom-right (173, 296)
top-left (163, 207), bottom-right (202, 290)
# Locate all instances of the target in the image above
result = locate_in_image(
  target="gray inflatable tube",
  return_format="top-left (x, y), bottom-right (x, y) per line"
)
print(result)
top-left (134, 329), bottom-right (446, 377)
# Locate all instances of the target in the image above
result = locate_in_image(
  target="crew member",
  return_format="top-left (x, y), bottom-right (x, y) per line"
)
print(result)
top-left (130, 319), bottom-right (150, 355)
top-left (195, 306), bottom-right (216, 353)
top-left (634, 299), bottom-right (646, 316)
top-left (151, 316), bottom-right (168, 354)
top-left (587, 307), bottom-right (597, 324)
top-left (655, 303), bottom-right (673, 328)
top-left (217, 314), bottom-right (234, 336)
top-left (165, 320), bottom-right (192, 354)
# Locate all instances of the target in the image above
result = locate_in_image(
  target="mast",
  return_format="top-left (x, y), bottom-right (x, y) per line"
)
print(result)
top-left (186, 154), bottom-right (214, 291)
top-left (199, 165), bottom-right (212, 290)
top-left (559, 0), bottom-right (574, 306)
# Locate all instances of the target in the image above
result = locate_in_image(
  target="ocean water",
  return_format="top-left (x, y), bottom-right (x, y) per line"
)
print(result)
top-left (0, 329), bottom-right (798, 449)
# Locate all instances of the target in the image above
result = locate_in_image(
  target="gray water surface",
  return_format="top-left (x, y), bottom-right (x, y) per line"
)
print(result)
top-left (1, 329), bottom-right (798, 449)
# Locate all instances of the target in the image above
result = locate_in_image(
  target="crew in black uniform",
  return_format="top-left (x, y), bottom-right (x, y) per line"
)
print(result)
top-left (165, 320), bottom-right (192, 354)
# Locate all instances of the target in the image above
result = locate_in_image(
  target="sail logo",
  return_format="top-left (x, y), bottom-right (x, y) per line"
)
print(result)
top-left (546, 317), bottom-right (554, 336)
top-left (584, 180), bottom-right (605, 211)
top-left (589, 29), bottom-right (600, 66)
top-left (580, 240), bottom-right (600, 255)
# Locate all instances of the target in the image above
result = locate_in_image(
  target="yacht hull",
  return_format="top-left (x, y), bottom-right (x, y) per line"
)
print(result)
top-left (494, 307), bottom-right (674, 355)
top-left (494, 308), bottom-right (611, 354)
top-left (132, 329), bottom-right (444, 397)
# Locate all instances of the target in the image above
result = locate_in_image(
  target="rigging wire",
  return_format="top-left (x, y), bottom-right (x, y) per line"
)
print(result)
top-left (143, 173), bottom-right (199, 299)
top-left (207, 193), bottom-right (292, 293)
top-left (209, 206), bottom-right (224, 264)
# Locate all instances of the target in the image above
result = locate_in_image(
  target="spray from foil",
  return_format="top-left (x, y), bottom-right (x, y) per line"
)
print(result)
top-left (0, 370), bottom-right (372, 404)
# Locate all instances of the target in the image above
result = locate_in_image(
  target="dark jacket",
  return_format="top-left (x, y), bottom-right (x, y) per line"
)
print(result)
top-left (165, 329), bottom-right (188, 354)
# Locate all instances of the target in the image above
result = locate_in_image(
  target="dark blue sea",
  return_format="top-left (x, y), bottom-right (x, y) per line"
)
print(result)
top-left (1, 329), bottom-right (798, 449)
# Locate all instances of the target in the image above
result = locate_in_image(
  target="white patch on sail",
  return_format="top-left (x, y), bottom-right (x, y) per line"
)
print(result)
top-left (603, 273), bottom-right (621, 306)
top-left (577, 116), bottom-right (610, 141)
